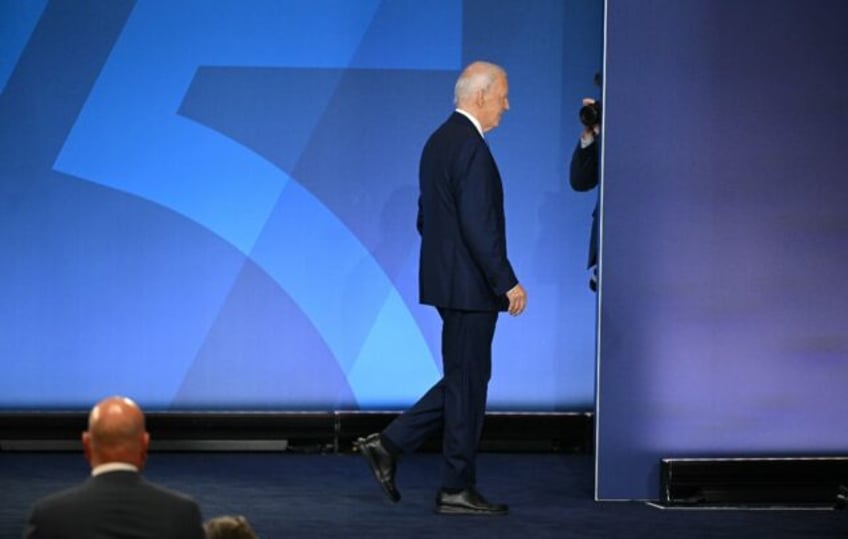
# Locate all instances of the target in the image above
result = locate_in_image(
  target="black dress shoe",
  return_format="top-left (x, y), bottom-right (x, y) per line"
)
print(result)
top-left (435, 487), bottom-right (508, 515)
top-left (355, 433), bottom-right (400, 502)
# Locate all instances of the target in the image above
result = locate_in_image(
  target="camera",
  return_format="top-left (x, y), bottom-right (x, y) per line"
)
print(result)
top-left (579, 100), bottom-right (602, 127)
top-left (579, 71), bottom-right (603, 128)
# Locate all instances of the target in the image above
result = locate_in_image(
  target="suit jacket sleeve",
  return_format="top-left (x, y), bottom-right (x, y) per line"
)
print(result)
top-left (569, 139), bottom-right (599, 192)
top-left (454, 138), bottom-right (518, 296)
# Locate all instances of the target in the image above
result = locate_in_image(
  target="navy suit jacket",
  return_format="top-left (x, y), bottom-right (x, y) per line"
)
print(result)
top-left (24, 470), bottom-right (205, 539)
top-left (417, 112), bottom-right (518, 312)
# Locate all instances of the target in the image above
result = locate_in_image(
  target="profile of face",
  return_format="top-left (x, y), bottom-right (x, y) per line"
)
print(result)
top-left (479, 73), bottom-right (510, 132)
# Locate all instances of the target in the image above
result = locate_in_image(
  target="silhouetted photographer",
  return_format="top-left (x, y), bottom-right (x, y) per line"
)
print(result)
top-left (569, 73), bottom-right (603, 291)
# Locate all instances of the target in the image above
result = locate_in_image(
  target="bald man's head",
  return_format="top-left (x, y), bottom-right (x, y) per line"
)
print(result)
top-left (82, 396), bottom-right (149, 469)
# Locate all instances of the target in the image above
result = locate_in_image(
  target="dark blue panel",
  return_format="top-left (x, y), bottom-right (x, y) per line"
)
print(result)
top-left (598, 0), bottom-right (848, 499)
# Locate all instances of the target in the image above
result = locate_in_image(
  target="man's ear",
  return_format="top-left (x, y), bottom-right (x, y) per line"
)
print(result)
top-left (82, 431), bottom-right (93, 463)
top-left (137, 431), bottom-right (150, 469)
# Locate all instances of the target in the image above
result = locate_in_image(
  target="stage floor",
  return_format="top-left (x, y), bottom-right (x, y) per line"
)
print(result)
top-left (2, 452), bottom-right (845, 538)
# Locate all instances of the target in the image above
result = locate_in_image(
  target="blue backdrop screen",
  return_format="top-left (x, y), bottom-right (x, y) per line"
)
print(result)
top-left (0, 0), bottom-right (604, 410)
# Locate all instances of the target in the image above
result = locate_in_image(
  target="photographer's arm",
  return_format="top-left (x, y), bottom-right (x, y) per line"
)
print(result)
top-left (569, 97), bottom-right (600, 192)
top-left (569, 136), bottom-right (599, 192)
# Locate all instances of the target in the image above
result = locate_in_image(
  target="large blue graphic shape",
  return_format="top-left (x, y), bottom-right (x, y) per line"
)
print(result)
top-left (179, 67), bottom-right (458, 405)
top-left (2, 0), bottom-right (602, 411)
top-left (0, 0), bottom-right (344, 408)
top-left (49, 1), bottom-right (462, 407)
top-left (0, 168), bottom-right (254, 407)
top-left (178, 66), bottom-right (457, 358)
top-left (54, 0), bottom-right (460, 253)
top-left (177, 67), bottom-right (452, 255)
top-left (248, 180), bottom-right (440, 405)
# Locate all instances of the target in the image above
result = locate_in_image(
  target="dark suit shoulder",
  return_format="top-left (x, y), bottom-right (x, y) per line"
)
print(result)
top-left (451, 111), bottom-right (484, 136)
top-left (424, 113), bottom-right (489, 172)
top-left (25, 473), bottom-right (204, 539)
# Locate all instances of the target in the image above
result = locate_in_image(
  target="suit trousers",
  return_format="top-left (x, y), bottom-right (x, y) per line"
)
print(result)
top-left (383, 308), bottom-right (498, 490)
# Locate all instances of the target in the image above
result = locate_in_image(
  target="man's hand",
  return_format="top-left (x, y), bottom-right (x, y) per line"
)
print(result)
top-left (506, 284), bottom-right (527, 316)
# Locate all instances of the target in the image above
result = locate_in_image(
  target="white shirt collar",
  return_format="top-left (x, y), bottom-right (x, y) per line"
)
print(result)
top-left (455, 108), bottom-right (484, 138)
top-left (91, 462), bottom-right (139, 477)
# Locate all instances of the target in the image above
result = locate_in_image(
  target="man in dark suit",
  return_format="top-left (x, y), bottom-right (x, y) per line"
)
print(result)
top-left (24, 396), bottom-right (205, 539)
top-left (357, 61), bottom-right (527, 516)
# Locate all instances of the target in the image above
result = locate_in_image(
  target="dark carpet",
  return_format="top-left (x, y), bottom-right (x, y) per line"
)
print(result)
top-left (2, 452), bottom-right (845, 538)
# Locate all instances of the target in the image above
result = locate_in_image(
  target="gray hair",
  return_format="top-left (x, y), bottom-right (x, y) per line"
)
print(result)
top-left (453, 61), bottom-right (505, 106)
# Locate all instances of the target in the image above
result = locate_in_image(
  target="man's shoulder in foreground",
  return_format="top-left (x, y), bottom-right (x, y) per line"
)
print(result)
top-left (27, 473), bottom-right (202, 533)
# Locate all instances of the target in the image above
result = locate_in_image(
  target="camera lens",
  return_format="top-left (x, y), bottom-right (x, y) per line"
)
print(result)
top-left (579, 102), bottom-right (601, 127)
